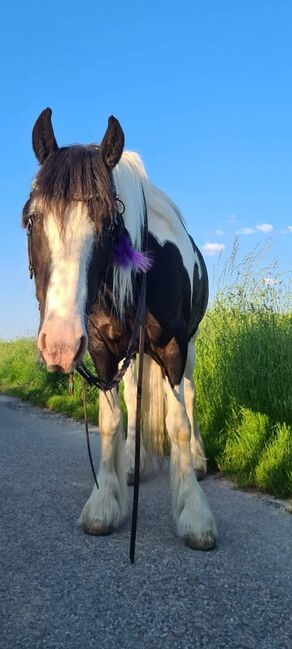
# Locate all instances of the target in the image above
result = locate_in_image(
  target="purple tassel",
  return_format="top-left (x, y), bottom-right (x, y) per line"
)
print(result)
top-left (112, 232), bottom-right (152, 272)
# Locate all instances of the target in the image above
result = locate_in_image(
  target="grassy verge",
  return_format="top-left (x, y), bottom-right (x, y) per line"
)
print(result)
top-left (0, 241), bottom-right (291, 498)
top-left (195, 241), bottom-right (292, 498)
top-left (195, 311), bottom-right (292, 497)
top-left (0, 339), bottom-right (99, 423)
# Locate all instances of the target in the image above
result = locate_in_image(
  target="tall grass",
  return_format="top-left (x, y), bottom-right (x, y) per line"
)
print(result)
top-left (195, 240), bottom-right (292, 497)
top-left (0, 240), bottom-right (291, 497)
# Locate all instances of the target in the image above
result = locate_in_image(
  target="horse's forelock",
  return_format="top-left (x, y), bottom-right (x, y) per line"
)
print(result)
top-left (34, 145), bottom-right (115, 232)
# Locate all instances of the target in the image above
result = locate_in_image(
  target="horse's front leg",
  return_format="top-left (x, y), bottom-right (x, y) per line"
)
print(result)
top-left (184, 340), bottom-right (207, 480)
top-left (164, 379), bottom-right (217, 550)
top-left (78, 388), bottom-right (128, 535)
top-left (123, 359), bottom-right (147, 485)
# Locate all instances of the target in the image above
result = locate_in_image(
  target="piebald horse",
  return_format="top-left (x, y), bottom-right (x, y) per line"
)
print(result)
top-left (23, 108), bottom-right (217, 550)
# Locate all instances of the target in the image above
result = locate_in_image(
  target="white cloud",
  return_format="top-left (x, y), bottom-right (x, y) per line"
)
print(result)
top-left (215, 229), bottom-right (224, 236)
top-left (202, 241), bottom-right (225, 256)
top-left (280, 226), bottom-right (292, 233)
top-left (228, 213), bottom-right (237, 223)
top-left (256, 223), bottom-right (273, 233)
top-left (236, 227), bottom-right (255, 235)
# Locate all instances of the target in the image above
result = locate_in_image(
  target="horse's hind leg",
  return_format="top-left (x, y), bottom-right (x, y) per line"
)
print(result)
top-left (164, 378), bottom-right (217, 550)
top-left (78, 388), bottom-right (127, 535)
top-left (124, 359), bottom-right (147, 485)
top-left (184, 339), bottom-right (207, 480)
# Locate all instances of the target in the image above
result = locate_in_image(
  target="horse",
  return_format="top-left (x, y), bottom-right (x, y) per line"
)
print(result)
top-left (22, 108), bottom-right (217, 550)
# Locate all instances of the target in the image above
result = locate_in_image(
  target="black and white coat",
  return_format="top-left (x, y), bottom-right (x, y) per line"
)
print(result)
top-left (25, 110), bottom-right (217, 550)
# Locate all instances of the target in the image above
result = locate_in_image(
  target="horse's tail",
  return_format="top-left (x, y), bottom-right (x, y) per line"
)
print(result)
top-left (142, 355), bottom-right (166, 456)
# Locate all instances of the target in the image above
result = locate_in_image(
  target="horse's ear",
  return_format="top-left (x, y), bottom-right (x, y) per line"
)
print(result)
top-left (32, 107), bottom-right (58, 164)
top-left (100, 116), bottom-right (124, 169)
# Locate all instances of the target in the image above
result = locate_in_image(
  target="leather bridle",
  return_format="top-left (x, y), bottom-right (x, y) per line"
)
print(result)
top-left (26, 215), bottom-right (35, 280)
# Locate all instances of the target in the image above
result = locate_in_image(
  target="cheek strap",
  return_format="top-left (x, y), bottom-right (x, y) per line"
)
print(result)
top-left (27, 216), bottom-right (35, 279)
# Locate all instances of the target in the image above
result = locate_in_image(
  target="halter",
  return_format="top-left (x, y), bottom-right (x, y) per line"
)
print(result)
top-left (25, 184), bottom-right (148, 563)
top-left (26, 216), bottom-right (35, 280)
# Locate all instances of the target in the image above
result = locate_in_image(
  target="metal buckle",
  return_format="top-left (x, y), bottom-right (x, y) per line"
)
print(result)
top-left (27, 216), bottom-right (34, 279)
top-left (115, 196), bottom-right (125, 215)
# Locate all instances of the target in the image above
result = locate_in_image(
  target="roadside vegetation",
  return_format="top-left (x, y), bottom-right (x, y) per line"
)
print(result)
top-left (0, 339), bottom-right (99, 422)
top-left (195, 240), bottom-right (292, 498)
top-left (0, 240), bottom-right (291, 497)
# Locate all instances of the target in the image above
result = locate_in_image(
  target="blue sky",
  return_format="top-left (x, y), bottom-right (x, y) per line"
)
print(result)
top-left (0, 0), bottom-right (291, 338)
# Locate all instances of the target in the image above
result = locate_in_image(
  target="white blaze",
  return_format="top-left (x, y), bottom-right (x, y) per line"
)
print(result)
top-left (43, 203), bottom-right (96, 325)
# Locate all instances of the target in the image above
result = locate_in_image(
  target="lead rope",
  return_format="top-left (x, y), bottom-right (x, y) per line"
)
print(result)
top-left (78, 321), bottom-right (145, 563)
top-left (69, 372), bottom-right (100, 491)
top-left (129, 198), bottom-right (147, 563)
top-left (82, 379), bottom-right (99, 491)
top-left (130, 306), bottom-right (146, 562)
top-left (78, 186), bottom-right (148, 563)
top-left (78, 266), bottom-right (147, 563)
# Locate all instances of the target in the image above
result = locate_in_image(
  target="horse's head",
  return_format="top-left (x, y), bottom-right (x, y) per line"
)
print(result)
top-left (22, 108), bottom-right (124, 373)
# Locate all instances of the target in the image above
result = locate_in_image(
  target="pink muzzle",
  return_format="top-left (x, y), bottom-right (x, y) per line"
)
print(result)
top-left (38, 316), bottom-right (88, 373)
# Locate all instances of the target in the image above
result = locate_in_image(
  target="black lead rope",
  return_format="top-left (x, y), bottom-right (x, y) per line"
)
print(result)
top-left (78, 189), bottom-right (148, 563)
top-left (79, 275), bottom-right (146, 563)
top-left (129, 317), bottom-right (146, 563)
top-left (78, 312), bottom-right (146, 564)
top-left (82, 380), bottom-right (99, 492)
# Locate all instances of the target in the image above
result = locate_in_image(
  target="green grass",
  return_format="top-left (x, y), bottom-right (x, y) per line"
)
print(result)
top-left (195, 240), bottom-right (292, 497)
top-left (0, 240), bottom-right (291, 498)
top-left (0, 338), bottom-right (100, 423)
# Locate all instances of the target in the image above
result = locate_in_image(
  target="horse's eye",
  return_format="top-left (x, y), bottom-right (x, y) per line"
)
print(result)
top-left (22, 200), bottom-right (31, 226)
top-left (31, 212), bottom-right (43, 225)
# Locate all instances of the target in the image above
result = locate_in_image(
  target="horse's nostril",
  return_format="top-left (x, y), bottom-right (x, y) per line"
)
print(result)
top-left (48, 364), bottom-right (64, 373)
top-left (39, 332), bottom-right (47, 351)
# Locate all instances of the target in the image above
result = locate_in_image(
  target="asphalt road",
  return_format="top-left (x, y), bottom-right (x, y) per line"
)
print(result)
top-left (0, 394), bottom-right (291, 649)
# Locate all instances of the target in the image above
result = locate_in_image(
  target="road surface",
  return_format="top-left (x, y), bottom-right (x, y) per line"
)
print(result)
top-left (0, 395), bottom-right (291, 649)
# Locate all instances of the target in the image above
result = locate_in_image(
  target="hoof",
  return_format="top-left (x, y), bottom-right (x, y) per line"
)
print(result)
top-left (81, 521), bottom-right (115, 536)
top-left (184, 534), bottom-right (216, 551)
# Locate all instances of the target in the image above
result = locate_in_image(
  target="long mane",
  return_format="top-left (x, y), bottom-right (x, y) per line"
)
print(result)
top-left (112, 151), bottom-right (185, 317)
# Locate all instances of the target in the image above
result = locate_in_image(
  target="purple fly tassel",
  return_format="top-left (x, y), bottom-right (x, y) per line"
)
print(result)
top-left (113, 233), bottom-right (152, 272)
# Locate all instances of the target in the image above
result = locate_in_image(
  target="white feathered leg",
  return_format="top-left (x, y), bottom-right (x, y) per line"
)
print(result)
top-left (124, 359), bottom-right (147, 484)
top-left (184, 340), bottom-right (207, 479)
top-left (164, 378), bottom-right (217, 550)
top-left (78, 388), bottom-right (128, 534)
